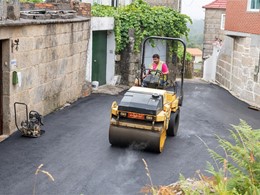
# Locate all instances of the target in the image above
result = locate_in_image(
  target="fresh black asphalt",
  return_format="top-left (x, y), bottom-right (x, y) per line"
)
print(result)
top-left (0, 79), bottom-right (259, 195)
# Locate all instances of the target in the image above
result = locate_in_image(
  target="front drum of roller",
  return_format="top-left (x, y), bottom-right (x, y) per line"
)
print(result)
top-left (109, 125), bottom-right (166, 153)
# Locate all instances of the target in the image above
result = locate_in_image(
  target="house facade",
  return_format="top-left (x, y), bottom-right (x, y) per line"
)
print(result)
top-left (0, 1), bottom-right (91, 140)
top-left (216, 0), bottom-right (260, 107)
top-left (202, 0), bottom-right (227, 59)
top-left (187, 48), bottom-right (202, 64)
top-left (82, 0), bottom-right (133, 86)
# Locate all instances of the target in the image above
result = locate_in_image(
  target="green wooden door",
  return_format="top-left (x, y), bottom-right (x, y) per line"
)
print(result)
top-left (92, 31), bottom-right (107, 85)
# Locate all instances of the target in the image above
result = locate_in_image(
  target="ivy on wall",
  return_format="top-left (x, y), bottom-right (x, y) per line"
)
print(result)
top-left (92, 0), bottom-right (192, 53)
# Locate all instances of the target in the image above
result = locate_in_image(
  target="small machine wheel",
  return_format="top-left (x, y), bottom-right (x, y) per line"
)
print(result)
top-left (167, 109), bottom-right (180, 136)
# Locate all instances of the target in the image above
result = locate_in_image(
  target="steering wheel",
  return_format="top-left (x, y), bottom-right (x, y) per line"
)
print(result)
top-left (142, 68), bottom-right (162, 87)
top-left (143, 68), bottom-right (162, 76)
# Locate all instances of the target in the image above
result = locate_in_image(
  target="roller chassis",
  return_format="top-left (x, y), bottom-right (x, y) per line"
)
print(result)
top-left (109, 87), bottom-right (180, 153)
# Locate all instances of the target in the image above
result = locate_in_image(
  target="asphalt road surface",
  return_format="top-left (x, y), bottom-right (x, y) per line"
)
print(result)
top-left (0, 79), bottom-right (259, 195)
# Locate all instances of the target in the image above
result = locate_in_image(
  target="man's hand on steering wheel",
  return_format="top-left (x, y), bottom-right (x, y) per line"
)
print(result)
top-left (145, 68), bottom-right (162, 76)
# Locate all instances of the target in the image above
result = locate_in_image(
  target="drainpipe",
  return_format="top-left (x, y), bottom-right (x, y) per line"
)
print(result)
top-left (254, 53), bottom-right (260, 82)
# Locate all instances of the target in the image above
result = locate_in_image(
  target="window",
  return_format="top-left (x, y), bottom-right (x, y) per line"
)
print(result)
top-left (220, 14), bottom-right (226, 30)
top-left (248, 0), bottom-right (260, 11)
top-left (111, 0), bottom-right (118, 7)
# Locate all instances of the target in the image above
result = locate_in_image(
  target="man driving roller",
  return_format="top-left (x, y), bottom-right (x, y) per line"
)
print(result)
top-left (148, 54), bottom-right (169, 85)
top-left (149, 54), bottom-right (169, 74)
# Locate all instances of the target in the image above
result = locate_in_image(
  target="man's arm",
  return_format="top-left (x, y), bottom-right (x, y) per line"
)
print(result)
top-left (162, 63), bottom-right (169, 74)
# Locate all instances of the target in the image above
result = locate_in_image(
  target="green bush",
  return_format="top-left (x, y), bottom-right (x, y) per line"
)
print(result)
top-left (206, 120), bottom-right (260, 194)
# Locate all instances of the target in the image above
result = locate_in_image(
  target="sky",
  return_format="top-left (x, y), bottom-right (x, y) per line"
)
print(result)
top-left (181, 0), bottom-right (214, 20)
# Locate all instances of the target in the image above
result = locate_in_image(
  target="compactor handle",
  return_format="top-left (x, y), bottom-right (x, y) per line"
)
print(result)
top-left (14, 102), bottom-right (29, 131)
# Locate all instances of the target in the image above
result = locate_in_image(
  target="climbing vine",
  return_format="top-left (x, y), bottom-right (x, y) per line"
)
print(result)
top-left (92, 0), bottom-right (192, 53)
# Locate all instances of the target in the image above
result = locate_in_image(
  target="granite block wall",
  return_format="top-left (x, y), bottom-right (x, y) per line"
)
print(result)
top-left (0, 20), bottom-right (90, 135)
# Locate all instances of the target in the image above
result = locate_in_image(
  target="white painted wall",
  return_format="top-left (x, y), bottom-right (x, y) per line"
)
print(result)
top-left (106, 30), bottom-right (116, 84)
top-left (119, 0), bottom-right (132, 6)
top-left (91, 16), bottom-right (114, 30)
top-left (203, 45), bottom-right (221, 82)
top-left (86, 31), bottom-right (92, 82)
top-left (86, 17), bottom-right (115, 85)
top-left (143, 40), bottom-right (167, 68)
top-left (194, 56), bottom-right (202, 63)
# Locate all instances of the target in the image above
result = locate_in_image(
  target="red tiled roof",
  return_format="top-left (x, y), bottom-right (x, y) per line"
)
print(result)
top-left (202, 0), bottom-right (227, 9)
top-left (187, 48), bottom-right (202, 56)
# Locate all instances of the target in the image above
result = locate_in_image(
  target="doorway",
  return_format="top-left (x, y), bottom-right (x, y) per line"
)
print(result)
top-left (92, 31), bottom-right (107, 85)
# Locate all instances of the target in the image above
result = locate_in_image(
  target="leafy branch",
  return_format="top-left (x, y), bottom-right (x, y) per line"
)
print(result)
top-left (33, 164), bottom-right (54, 195)
top-left (206, 120), bottom-right (260, 194)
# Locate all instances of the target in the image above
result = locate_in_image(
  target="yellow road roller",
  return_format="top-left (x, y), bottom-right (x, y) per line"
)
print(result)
top-left (109, 36), bottom-right (186, 153)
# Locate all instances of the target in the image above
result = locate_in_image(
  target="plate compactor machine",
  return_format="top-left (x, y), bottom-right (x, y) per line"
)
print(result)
top-left (109, 36), bottom-right (186, 153)
top-left (14, 102), bottom-right (44, 138)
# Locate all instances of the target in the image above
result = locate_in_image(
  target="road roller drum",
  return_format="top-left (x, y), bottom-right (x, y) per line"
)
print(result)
top-left (109, 124), bottom-right (166, 153)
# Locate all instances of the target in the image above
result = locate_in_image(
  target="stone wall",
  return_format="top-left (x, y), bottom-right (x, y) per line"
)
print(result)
top-left (0, 20), bottom-right (91, 135)
top-left (216, 34), bottom-right (260, 107)
top-left (115, 30), bottom-right (139, 86)
top-left (203, 9), bottom-right (225, 59)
